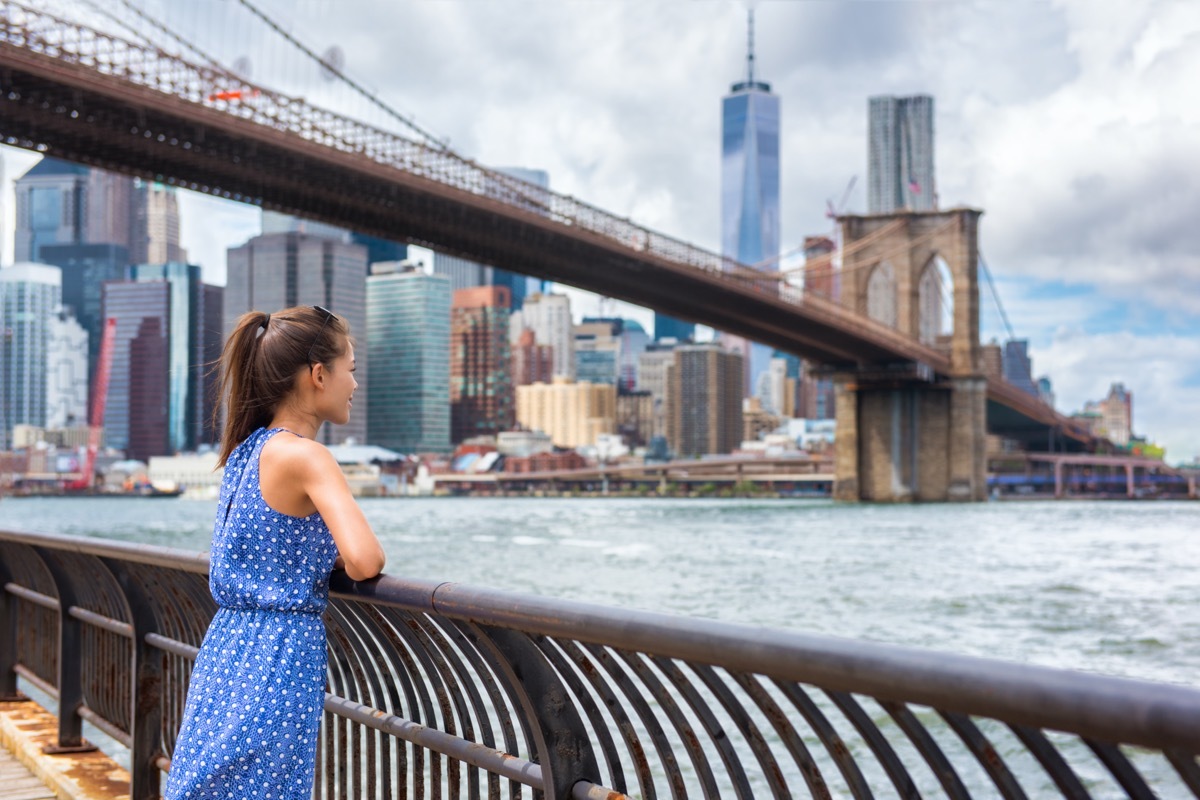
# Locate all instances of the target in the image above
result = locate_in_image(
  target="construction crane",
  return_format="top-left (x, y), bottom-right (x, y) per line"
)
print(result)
top-left (63, 317), bottom-right (116, 493)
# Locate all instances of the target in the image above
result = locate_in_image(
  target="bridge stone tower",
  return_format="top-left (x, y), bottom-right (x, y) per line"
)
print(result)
top-left (832, 208), bottom-right (987, 502)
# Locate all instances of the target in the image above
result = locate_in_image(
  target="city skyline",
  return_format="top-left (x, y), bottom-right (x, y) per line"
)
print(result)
top-left (4, 0), bottom-right (1198, 460)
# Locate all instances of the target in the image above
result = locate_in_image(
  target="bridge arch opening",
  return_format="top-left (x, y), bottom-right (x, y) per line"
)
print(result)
top-left (866, 261), bottom-right (898, 328)
top-left (918, 254), bottom-right (954, 345)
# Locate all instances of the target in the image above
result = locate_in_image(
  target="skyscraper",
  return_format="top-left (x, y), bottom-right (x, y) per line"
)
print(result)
top-left (225, 231), bottom-right (369, 446)
top-left (130, 262), bottom-right (213, 453)
top-left (515, 377), bottom-right (616, 449)
top-left (668, 344), bottom-right (744, 457)
top-left (130, 181), bottom-right (186, 265)
top-left (867, 95), bottom-right (936, 214)
top-left (39, 243), bottom-right (130, 409)
top-left (1002, 339), bottom-right (1037, 397)
top-left (721, 9), bottom-right (780, 395)
top-left (653, 313), bottom-right (695, 344)
top-left (46, 308), bottom-right (89, 430)
top-left (450, 286), bottom-right (514, 443)
top-left (15, 159), bottom-right (181, 265)
top-left (15, 159), bottom-right (102, 262)
top-left (366, 262), bottom-right (451, 454)
top-left (517, 292), bottom-right (574, 380)
top-left (511, 328), bottom-right (554, 387)
top-left (101, 280), bottom-right (170, 460)
top-left (0, 264), bottom-right (63, 448)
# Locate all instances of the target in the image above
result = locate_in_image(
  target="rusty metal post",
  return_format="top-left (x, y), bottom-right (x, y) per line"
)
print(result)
top-left (102, 558), bottom-right (163, 799)
top-left (32, 548), bottom-right (97, 753)
top-left (1125, 464), bottom-right (1135, 499)
top-left (1054, 461), bottom-right (1064, 499)
top-left (468, 624), bottom-right (601, 798)
top-left (0, 557), bottom-right (26, 700)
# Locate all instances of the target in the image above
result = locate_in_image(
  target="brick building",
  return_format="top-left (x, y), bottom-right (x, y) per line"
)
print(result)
top-left (451, 286), bottom-right (514, 443)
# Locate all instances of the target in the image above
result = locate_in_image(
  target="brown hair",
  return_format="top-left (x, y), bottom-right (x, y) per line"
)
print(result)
top-left (213, 306), bottom-right (351, 466)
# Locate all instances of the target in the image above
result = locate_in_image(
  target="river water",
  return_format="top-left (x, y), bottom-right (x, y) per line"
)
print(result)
top-left (8, 495), bottom-right (1196, 686)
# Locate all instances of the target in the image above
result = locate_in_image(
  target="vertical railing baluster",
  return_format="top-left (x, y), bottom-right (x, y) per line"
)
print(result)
top-left (102, 558), bottom-right (163, 800)
top-left (0, 555), bottom-right (25, 701)
top-left (33, 547), bottom-right (97, 753)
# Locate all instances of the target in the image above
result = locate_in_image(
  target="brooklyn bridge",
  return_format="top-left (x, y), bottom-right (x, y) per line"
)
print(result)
top-left (0, 0), bottom-right (1094, 503)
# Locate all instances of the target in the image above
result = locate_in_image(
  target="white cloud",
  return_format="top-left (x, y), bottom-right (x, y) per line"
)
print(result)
top-left (1039, 327), bottom-right (1200, 463)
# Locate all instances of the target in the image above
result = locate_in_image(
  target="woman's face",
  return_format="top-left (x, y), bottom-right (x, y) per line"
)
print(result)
top-left (319, 343), bottom-right (358, 425)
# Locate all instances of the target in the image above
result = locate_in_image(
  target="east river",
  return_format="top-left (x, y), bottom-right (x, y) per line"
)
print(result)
top-left (8, 495), bottom-right (1195, 686)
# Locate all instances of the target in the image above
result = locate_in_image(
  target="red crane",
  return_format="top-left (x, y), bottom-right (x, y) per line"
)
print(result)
top-left (64, 317), bottom-right (116, 493)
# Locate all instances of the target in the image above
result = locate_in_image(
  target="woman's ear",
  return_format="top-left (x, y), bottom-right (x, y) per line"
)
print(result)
top-left (306, 362), bottom-right (326, 389)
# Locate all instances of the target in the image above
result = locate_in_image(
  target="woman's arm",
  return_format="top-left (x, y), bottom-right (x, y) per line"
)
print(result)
top-left (298, 444), bottom-right (386, 581)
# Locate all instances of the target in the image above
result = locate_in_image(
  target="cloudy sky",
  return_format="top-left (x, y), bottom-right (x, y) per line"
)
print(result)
top-left (8, 0), bottom-right (1200, 462)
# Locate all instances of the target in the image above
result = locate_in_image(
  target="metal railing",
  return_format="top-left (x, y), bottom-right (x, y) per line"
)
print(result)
top-left (2, 527), bottom-right (1198, 799)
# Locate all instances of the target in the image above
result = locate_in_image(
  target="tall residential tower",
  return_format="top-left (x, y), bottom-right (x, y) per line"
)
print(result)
top-left (867, 95), bottom-right (936, 214)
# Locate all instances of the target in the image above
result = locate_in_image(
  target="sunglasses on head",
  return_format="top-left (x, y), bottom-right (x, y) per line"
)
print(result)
top-left (306, 306), bottom-right (336, 366)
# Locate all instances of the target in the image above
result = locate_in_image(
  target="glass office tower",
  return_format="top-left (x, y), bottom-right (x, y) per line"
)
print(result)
top-left (720, 11), bottom-right (780, 394)
top-left (366, 264), bottom-right (452, 454)
top-left (0, 264), bottom-right (62, 449)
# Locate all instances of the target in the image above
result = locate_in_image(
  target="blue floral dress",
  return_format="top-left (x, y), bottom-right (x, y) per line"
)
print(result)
top-left (165, 427), bottom-right (339, 800)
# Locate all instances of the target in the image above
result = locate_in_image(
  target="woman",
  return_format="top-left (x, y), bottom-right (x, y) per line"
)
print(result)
top-left (165, 305), bottom-right (386, 800)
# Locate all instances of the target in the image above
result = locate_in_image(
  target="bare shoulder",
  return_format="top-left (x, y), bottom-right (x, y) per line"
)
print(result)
top-left (261, 432), bottom-right (339, 480)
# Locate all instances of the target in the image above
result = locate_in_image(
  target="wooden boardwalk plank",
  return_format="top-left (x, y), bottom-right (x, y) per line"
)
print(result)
top-left (0, 747), bottom-right (54, 800)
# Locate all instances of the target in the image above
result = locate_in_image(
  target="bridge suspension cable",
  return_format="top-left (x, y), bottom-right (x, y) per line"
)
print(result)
top-left (224, 0), bottom-right (557, 216)
top-left (229, 0), bottom-right (450, 152)
top-left (978, 249), bottom-right (1018, 343)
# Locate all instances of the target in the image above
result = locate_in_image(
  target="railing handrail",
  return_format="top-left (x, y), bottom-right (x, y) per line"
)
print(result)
top-left (5, 526), bottom-right (1198, 754)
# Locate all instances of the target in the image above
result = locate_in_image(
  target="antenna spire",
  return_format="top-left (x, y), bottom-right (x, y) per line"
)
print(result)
top-left (746, 7), bottom-right (755, 84)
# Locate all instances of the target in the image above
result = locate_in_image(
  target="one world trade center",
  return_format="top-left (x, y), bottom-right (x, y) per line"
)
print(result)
top-left (720, 9), bottom-right (780, 395)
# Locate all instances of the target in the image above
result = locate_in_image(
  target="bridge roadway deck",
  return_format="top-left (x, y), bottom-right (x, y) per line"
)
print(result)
top-left (0, 5), bottom-right (1094, 449)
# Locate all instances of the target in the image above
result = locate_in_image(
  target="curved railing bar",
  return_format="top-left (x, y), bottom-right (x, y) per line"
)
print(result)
top-left (1006, 724), bottom-right (1091, 800)
top-left (1084, 739), bottom-right (1156, 799)
top-left (879, 701), bottom-right (972, 800)
top-left (555, 639), bottom-right (657, 798)
top-left (617, 651), bottom-right (725, 799)
top-left (692, 663), bottom-right (794, 799)
top-left (583, 642), bottom-right (683, 798)
top-left (423, 615), bottom-right (513, 798)
top-left (433, 617), bottom-right (519, 783)
top-left (324, 602), bottom-right (395, 798)
top-left (537, 637), bottom-right (630, 794)
top-left (402, 612), bottom-right (481, 797)
top-left (729, 671), bottom-right (833, 800)
top-left (323, 616), bottom-right (356, 797)
top-left (826, 690), bottom-right (920, 798)
top-left (367, 607), bottom-right (435, 796)
top-left (466, 623), bottom-right (604, 798)
top-left (1166, 749), bottom-right (1200, 795)
top-left (939, 711), bottom-right (1028, 799)
top-left (400, 611), bottom-right (474, 795)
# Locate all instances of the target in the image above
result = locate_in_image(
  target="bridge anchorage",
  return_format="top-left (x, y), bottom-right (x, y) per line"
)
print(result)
top-left (832, 209), bottom-right (988, 502)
